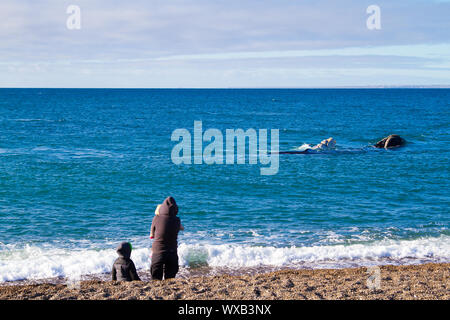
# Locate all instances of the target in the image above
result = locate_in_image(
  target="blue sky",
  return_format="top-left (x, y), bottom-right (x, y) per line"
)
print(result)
top-left (1, 0), bottom-right (449, 87)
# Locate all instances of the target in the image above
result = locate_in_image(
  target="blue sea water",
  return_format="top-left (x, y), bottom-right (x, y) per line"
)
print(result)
top-left (0, 88), bottom-right (449, 282)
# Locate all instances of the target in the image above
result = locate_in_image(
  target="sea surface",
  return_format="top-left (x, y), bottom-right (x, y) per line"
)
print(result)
top-left (0, 88), bottom-right (449, 282)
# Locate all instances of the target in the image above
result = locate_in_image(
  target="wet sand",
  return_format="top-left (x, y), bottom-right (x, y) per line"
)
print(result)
top-left (0, 263), bottom-right (448, 300)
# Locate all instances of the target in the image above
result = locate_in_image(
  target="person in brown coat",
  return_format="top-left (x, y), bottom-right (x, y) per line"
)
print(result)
top-left (149, 196), bottom-right (184, 280)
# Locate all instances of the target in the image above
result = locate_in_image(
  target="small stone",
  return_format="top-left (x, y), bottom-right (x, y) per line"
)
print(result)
top-left (283, 279), bottom-right (295, 288)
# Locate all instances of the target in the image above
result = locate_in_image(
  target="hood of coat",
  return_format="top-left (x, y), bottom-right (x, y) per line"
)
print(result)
top-left (116, 241), bottom-right (132, 259)
top-left (158, 196), bottom-right (178, 217)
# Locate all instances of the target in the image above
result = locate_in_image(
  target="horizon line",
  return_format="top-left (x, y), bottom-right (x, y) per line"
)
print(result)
top-left (1, 85), bottom-right (450, 89)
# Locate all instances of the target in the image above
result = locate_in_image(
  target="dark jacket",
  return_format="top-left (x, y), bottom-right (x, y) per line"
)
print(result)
top-left (150, 197), bottom-right (181, 254)
top-left (111, 242), bottom-right (141, 281)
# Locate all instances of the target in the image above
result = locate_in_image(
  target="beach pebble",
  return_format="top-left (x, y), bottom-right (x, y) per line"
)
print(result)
top-left (283, 279), bottom-right (295, 288)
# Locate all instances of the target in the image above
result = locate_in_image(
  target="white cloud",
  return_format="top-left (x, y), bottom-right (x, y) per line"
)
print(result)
top-left (0, 0), bottom-right (449, 87)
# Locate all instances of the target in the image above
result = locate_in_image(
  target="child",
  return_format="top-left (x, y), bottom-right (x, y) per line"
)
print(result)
top-left (111, 241), bottom-right (141, 281)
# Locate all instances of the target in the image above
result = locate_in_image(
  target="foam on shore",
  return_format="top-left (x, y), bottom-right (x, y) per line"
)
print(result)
top-left (0, 235), bottom-right (448, 282)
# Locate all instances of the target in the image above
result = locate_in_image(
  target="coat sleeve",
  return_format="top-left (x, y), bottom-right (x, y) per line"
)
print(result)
top-left (129, 261), bottom-right (141, 281)
top-left (111, 262), bottom-right (117, 281)
top-left (150, 216), bottom-right (156, 238)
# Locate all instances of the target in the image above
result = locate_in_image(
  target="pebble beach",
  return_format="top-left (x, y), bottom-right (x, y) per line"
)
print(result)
top-left (1, 263), bottom-right (448, 300)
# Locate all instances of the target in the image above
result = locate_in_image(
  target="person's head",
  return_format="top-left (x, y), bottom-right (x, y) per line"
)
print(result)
top-left (116, 241), bottom-right (132, 259)
top-left (154, 204), bottom-right (161, 216)
top-left (158, 196), bottom-right (178, 217)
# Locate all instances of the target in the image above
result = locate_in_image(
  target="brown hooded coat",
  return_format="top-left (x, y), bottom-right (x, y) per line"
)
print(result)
top-left (150, 197), bottom-right (181, 254)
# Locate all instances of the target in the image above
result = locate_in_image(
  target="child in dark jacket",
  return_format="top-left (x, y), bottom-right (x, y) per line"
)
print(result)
top-left (111, 242), bottom-right (141, 281)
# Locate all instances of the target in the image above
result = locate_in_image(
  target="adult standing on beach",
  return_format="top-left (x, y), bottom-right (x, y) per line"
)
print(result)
top-left (150, 196), bottom-right (184, 280)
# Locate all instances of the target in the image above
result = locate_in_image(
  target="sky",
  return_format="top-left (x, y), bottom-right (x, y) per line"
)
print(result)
top-left (0, 0), bottom-right (449, 88)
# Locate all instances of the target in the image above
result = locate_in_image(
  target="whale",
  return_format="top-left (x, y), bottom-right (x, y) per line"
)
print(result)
top-left (374, 134), bottom-right (406, 149)
top-left (277, 150), bottom-right (310, 154)
top-left (277, 137), bottom-right (336, 154)
top-left (276, 135), bottom-right (406, 154)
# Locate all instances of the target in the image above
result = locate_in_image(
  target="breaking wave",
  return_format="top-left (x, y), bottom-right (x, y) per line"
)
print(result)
top-left (0, 235), bottom-right (448, 282)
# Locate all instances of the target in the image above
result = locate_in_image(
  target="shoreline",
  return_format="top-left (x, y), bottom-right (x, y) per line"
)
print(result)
top-left (0, 262), bottom-right (448, 300)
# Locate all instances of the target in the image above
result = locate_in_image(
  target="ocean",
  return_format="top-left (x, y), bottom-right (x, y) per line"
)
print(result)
top-left (0, 88), bottom-right (449, 282)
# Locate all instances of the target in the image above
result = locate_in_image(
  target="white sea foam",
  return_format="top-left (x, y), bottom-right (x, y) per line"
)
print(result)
top-left (31, 146), bottom-right (121, 159)
top-left (179, 236), bottom-right (450, 268)
top-left (296, 143), bottom-right (311, 151)
top-left (0, 236), bottom-right (448, 282)
top-left (0, 245), bottom-right (151, 282)
top-left (12, 119), bottom-right (55, 122)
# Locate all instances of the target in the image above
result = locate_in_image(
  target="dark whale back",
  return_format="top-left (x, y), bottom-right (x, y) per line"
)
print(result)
top-left (375, 134), bottom-right (406, 149)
